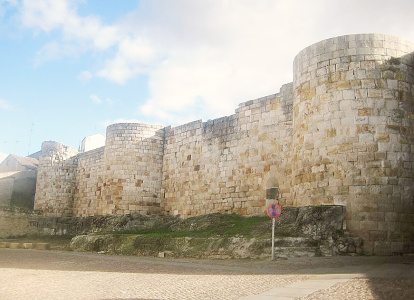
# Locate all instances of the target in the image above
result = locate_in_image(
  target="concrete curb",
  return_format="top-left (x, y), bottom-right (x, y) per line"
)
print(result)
top-left (0, 242), bottom-right (50, 250)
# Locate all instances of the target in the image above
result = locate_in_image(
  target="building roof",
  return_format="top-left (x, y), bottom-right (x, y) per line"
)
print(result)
top-left (28, 151), bottom-right (41, 160)
top-left (9, 154), bottom-right (39, 170)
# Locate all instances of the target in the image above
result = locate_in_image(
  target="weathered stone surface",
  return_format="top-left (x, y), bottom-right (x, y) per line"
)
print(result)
top-left (295, 206), bottom-right (345, 239)
top-left (9, 243), bottom-right (20, 249)
top-left (0, 242), bottom-right (10, 248)
top-left (69, 234), bottom-right (322, 259)
top-left (66, 206), bottom-right (357, 258)
top-left (22, 243), bottom-right (33, 249)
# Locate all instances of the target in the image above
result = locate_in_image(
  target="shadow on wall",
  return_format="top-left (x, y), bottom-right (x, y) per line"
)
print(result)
top-left (10, 177), bottom-right (37, 209)
top-left (0, 172), bottom-right (37, 210)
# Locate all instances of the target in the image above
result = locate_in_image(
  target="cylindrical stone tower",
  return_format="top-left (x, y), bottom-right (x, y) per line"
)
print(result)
top-left (292, 34), bottom-right (414, 254)
top-left (34, 141), bottom-right (79, 216)
top-left (99, 123), bottom-right (165, 215)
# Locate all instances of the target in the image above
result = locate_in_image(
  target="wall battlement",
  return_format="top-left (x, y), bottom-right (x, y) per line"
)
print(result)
top-left (34, 34), bottom-right (414, 255)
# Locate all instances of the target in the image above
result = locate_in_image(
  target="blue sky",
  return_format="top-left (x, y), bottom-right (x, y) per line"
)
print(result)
top-left (0, 0), bottom-right (413, 156)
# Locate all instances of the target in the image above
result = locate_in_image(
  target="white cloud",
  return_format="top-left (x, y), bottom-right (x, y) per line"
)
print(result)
top-left (128, 0), bottom-right (414, 124)
top-left (0, 99), bottom-right (12, 110)
top-left (90, 94), bottom-right (102, 105)
top-left (0, 0), bottom-right (19, 33)
top-left (77, 70), bottom-right (92, 83)
top-left (16, 0), bottom-right (414, 126)
top-left (0, 0), bottom-right (18, 11)
top-left (34, 41), bottom-right (79, 65)
top-left (21, 0), bottom-right (73, 32)
top-left (21, 0), bottom-right (121, 64)
top-left (90, 94), bottom-right (114, 105)
top-left (97, 37), bottom-right (154, 84)
top-left (105, 98), bottom-right (114, 105)
top-left (131, 0), bottom-right (314, 121)
top-left (1, 0), bottom-right (18, 5)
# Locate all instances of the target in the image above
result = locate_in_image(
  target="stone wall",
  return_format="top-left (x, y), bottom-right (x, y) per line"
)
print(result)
top-left (162, 83), bottom-right (293, 217)
top-left (35, 125), bottom-right (165, 217)
top-left (34, 141), bottom-right (78, 216)
top-left (99, 123), bottom-right (165, 216)
top-left (292, 34), bottom-right (414, 254)
top-left (32, 34), bottom-right (414, 255)
top-left (73, 147), bottom-right (104, 216)
top-left (0, 210), bottom-right (39, 238)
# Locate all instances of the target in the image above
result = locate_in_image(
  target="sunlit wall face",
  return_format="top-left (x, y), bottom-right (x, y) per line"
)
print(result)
top-left (292, 34), bottom-right (414, 255)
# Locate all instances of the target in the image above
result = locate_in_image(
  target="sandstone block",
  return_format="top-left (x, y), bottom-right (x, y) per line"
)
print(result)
top-left (374, 241), bottom-right (392, 255)
top-left (22, 243), bottom-right (34, 249)
top-left (9, 243), bottom-right (20, 249)
top-left (0, 242), bottom-right (10, 248)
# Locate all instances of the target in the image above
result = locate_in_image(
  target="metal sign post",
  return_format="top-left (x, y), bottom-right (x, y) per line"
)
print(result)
top-left (267, 203), bottom-right (282, 261)
top-left (271, 218), bottom-right (275, 260)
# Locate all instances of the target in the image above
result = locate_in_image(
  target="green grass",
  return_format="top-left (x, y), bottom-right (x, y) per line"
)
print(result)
top-left (2, 213), bottom-right (274, 250)
top-left (108, 214), bottom-right (271, 238)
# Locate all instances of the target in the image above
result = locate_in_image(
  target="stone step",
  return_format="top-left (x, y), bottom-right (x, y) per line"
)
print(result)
top-left (274, 246), bottom-right (321, 258)
top-left (273, 237), bottom-right (319, 248)
top-left (270, 237), bottom-right (322, 258)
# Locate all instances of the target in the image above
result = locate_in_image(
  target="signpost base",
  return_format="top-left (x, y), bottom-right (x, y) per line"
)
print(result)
top-left (266, 202), bottom-right (281, 261)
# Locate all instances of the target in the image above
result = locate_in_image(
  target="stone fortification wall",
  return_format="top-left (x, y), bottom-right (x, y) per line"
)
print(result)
top-left (34, 141), bottom-right (79, 216)
top-left (33, 34), bottom-right (414, 255)
top-left (99, 123), bottom-right (165, 215)
top-left (73, 147), bottom-right (104, 216)
top-left (162, 83), bottom-right (293, 217)
top-left (0, 211), bottom-right (40, 238)
top-left (292, 34), bottom-right (414, 254)
top-left (35, 125), bottom-right (165, 217)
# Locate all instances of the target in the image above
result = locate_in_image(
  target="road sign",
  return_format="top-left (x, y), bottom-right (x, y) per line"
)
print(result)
top-left (267, 203), bottom-right (282, 260)
top-left (267, 203), bottom-right (282, 219)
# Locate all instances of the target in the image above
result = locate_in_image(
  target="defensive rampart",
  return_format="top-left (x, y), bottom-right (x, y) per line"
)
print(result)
top-left (162, 82), bottom-right (293, 217)
top-left (34, 141), bottom-right (78, 216)
top-left (292, 34), bottom-right (414, 254)
top-left (33, 34), bottom-right (414, 255)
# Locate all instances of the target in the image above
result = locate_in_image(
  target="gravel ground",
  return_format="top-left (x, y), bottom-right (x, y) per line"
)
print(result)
top-left (0, 249), bottom-right (413, 300)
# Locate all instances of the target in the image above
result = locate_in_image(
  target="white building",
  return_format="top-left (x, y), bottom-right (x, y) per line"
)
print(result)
top-left (80, 133), bottom-right (106, 152)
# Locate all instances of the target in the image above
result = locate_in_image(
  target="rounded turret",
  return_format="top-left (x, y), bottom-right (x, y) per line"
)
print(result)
top-left (292, 34), bottom-right (414, 254)
top-left (99, 123), bottom-right (165, 215)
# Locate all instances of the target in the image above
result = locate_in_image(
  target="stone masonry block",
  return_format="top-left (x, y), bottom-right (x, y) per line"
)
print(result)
top-left (22, 243), bottom-right (34, 249)
top-left (374, 241), bottom-right (392, 255)
top-left (9, 243), bottom-right (20, 249)
top-left (0, 242), bottom-right (10, 248)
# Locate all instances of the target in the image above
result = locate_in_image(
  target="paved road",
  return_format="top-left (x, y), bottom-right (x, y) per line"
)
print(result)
top-left (0, 249), bottom-right (413, 299)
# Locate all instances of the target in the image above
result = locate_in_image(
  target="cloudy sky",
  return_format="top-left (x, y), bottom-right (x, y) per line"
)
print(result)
top-left (0, 0), bottom-right (413, 156)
